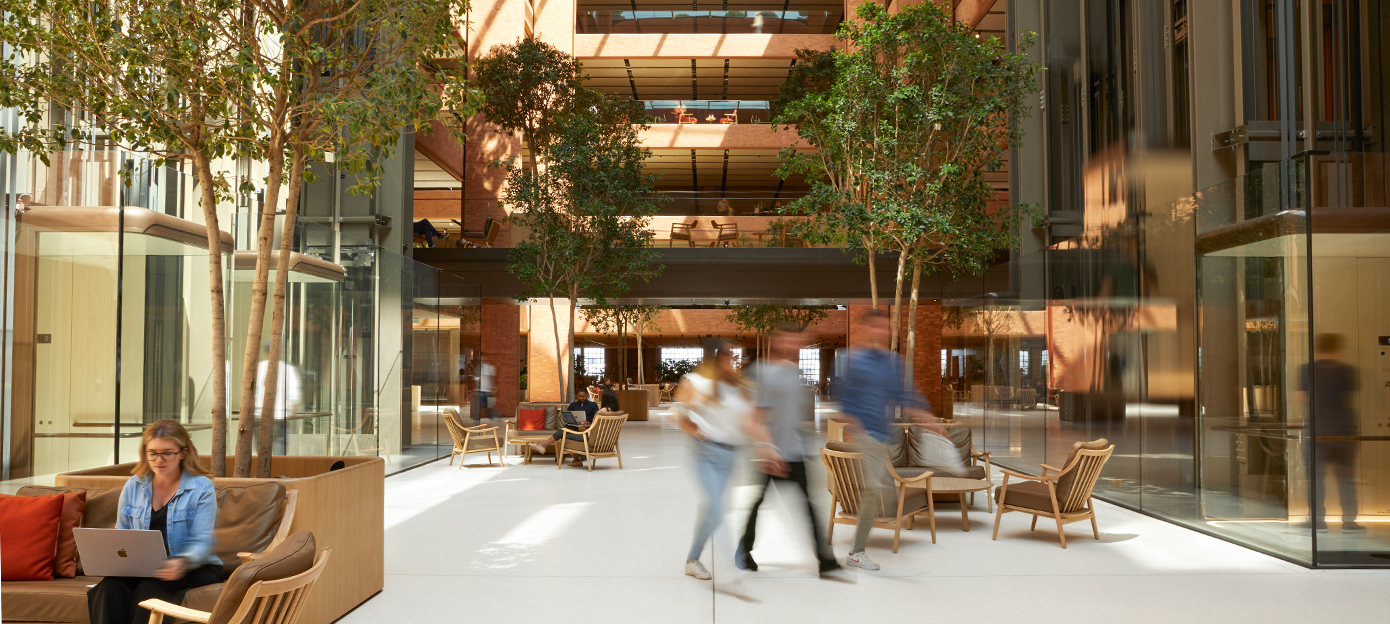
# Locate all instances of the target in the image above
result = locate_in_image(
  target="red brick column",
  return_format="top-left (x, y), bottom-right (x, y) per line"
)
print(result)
top-left (481, 299), bottom-right (520, 418)
top-left (845, 301), bottom-right (942, 412)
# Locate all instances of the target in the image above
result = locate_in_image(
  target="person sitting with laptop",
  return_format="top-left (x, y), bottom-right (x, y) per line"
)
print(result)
top-left (530, 388), bottom-right (606, 466)
top-left (87, 420), bottom-right (225, 624)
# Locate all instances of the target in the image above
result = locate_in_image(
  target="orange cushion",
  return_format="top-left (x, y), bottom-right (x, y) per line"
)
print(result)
top-left (54, 491), bottom-right (87, 577)
top-left (519, 409), bottom-right (546, 431)
top-left (0, 494), bottom-right (63, 580)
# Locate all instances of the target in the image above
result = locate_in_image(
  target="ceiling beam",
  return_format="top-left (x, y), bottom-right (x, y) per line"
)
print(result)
top-left (953, 0), bottom-right (998, 30)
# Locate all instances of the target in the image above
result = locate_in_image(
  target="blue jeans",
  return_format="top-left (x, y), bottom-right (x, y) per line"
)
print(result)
top-left (688, 438), bottom-right (737, 561)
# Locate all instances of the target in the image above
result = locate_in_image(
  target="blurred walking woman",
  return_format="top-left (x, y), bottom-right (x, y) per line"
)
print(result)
top-left (674, 340), bottom-right (753, 580)
top-left (88, 420), bottom-right (224, 624)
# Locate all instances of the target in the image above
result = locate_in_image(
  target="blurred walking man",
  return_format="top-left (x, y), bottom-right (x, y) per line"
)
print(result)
top-left (831, 311), bottom-right (939, 571)
top-left (736, 325), bottom-right (841, 576)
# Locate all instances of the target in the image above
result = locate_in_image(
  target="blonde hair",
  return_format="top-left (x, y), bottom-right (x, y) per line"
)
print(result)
top-left (132, 420), bottom-right (209, 478)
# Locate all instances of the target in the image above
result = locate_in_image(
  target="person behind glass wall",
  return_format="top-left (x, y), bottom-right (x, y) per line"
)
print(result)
top-left (255, 342), bottom-right (302, 452)
top-left (736, 324), bottom-right (841, 576)
top-left (673, 340), bottom-right (769, 581)
top-left (478, 356), bottom-right (496, 419)
top-left (1299, 333), bottom-right (1365, 532)
top-left (88, 421), bottom-right (225, 624)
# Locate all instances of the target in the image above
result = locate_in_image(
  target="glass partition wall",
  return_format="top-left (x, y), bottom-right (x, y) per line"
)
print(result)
top-left (0, 156), bottom-right (480, 492)
top-left (959, 155), bottom-right (1390, 567)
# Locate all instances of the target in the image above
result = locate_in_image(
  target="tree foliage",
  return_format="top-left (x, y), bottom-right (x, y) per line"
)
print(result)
top-left (725, 305), bottom-right (832, 358)
top-left (0, 0), bottom-right (480, 476)
top-left (479, 38), bottom-right (665, 401)
top-left (774, 2), bottom-right (1039, 354)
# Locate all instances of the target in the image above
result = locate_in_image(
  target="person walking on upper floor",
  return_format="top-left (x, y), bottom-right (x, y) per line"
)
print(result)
top-left (830, 311), bottom-right (942, 571)
top-left (736, 324), bottom-right (841, 576)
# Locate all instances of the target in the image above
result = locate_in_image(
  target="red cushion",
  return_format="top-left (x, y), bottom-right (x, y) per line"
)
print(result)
top-left (0, 493), bottom-right (64, 581)
top-left (53, 491), bottom-right (87, 577)
top-left (518, 408), bottom-right (547, 431)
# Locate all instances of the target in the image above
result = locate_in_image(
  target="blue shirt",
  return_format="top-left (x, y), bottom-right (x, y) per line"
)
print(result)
top-left (832, 348), bottom-right (928, 443)
top-left (116, 471), bottom-right (220, 567)
top-left (566, 399), bottom-right (599, 422)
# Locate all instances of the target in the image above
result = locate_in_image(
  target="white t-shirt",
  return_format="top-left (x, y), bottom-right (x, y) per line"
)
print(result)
top-left (681, 371), bottom-right (752, 446)
top-left (478, 362), bottom-right (496, 393)
top-left (255, 360), bottom-right (302, 419)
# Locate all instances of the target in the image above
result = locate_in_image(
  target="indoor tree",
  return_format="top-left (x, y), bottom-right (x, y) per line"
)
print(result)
top-left (775, 3), bottom-right (1037, 358)
top-left (582, 304), bottom-right (664, 385)
top-left (479, 38), bottom-right (664, 402)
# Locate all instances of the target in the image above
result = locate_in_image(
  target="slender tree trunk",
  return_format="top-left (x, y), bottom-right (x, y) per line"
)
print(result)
top-left (191, 151), bottom-right (229, 477)
top-left (234, 134), bottom-right (286, 478)
top-left (905, 255), bottom-right (921, 390)
top-left (890, 246), bottom-right (907, 353)
top-left (567, 291), bottom-right (578, 403)
top-left (256, 149), bottom-right (307, 478)
top-left (866, 240), bottom-right (879, 309)
top-left (636, 325), bottom-right (644, 384)
top-left (547, 296), bottom-right (565, 402)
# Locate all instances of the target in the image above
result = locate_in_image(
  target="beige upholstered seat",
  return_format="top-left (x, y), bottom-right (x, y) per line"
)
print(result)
top-left (443, 410), bottom-right (501, 467)
top-left (991, 439), bottom-right (1115, 548)
top-left (557, 413), bottom-right (628, 471)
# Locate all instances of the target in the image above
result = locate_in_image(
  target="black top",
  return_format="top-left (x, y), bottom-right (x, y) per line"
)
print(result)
top-left (600, 388), bottom-right (621, 412)
top-left (565, 399), bottom-right (599, 422)
top-left (150, 503), bottom-right (170, 555)
top-left (1299, 359), bottom-right (1359, 436)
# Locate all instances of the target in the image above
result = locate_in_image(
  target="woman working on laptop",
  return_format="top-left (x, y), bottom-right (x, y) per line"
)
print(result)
top-left (88, 420), bottom-right (225, 624)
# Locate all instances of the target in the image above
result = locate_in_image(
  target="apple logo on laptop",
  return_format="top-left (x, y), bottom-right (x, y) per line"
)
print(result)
top-left (117, 549), bottom-right (128, 558)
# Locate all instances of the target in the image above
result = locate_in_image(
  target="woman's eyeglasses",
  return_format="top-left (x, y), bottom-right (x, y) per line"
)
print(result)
top-left (145, 450), bottom-right (184, 461)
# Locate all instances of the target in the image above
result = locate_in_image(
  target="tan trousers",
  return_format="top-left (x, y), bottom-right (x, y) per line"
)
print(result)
top-left (849, 435), bottom-right (893, 553)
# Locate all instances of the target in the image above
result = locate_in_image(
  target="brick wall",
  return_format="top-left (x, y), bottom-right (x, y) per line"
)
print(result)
top-left (481, 299), bottom-right (521, 417)
top-left (527, 300), bottom-right (575, 402)
top-left (844, 302), bottom-right (943, 414)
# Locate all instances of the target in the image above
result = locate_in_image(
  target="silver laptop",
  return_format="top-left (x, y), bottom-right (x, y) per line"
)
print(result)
top-left (562, 411), bottom-right (587, 426)
top-left (73, 528), bottom-right (168, 577)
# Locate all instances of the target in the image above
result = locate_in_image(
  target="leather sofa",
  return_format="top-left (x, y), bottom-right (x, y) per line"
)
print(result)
top-left (2, 482), bottom-right (293, 624)
top-left (829, 423), bottom-right (990, 482)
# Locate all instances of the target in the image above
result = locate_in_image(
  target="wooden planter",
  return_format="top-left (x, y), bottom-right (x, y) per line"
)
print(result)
top-left (57, 456), bottom-right (384, 624)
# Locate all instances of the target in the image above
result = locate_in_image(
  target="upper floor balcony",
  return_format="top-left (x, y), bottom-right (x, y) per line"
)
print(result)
top-left (576, 8), bottom-right (843, 35)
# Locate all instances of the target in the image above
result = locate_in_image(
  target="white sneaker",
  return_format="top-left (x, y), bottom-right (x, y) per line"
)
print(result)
top-left (846, 551), bottom-right (880, 571)
top-left (529, 442), bottom-right (548, 454)
top-left (685, 560), bottom-right (712, 580)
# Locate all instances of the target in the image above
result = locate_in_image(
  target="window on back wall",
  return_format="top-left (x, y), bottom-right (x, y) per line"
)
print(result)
top-left (798, 348), bottom-right (820, 385)
top-left (574, 347), bottom-right (605, 377)
top-left (660, 347), bottom-right (703, 365)
top-left (1020, 351), bottom-right (1030, 377)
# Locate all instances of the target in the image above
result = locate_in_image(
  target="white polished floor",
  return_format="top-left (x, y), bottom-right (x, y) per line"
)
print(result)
top-left (343, 411), bottom-right (1389, 624)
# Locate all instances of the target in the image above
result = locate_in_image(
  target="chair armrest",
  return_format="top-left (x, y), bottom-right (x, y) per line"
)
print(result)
top-left (997, 467), bottom-right (1056, 482)
top-left (970, 449), bottom-right (991, 458)
top-left (1039, 463), bottom-right (1063, 476)
top-left (463, 425), bottom-right (498, 433)
top-left (891, 469), bottom-right (933, 486)
top-left (138, 599), bottom-right (211, 624)
top-left (237, 551), bottom-right (266, 562)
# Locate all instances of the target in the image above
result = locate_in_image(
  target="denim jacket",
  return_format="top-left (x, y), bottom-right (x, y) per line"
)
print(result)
top-left (116, 471), bottom-right (220, 567)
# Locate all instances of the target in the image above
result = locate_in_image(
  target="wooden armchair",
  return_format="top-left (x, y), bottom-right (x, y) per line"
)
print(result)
top-left (557, 413), bottom-right (628, 471)
top-left (443, 410), bottom-right (501, 467)
top-left (678, 112), bottom-right (698, 124)
top-left (658, 382), bottom-right (674, 403)
top-left (711, 220), bottom-right (738, 247)
top-left (460, 218), bottom-right (500, 247)
top-left (141, 544), bottom-right (332, 624)
top-left (720, 109), bottom-right (738, 124)
top-left (991, 439), bottom-right (1114, 548)
top-left (669, 219), bottom-right (698, 247)
top-left (820, 447), bottom-right (935, 552)
top-left (236, 489), bottom-right (300, 564)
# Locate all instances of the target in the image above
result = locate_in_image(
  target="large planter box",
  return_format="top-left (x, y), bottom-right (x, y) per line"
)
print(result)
top-left (615, 389), bottom-right (650, 421)
top-left (57, 456), bottom-right (383, 624)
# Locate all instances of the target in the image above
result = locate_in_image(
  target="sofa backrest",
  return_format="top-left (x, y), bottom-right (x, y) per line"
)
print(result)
top-left (19, 481), bottom-right (287, 574)
top-left (906, 424), bottom-right (973, 471)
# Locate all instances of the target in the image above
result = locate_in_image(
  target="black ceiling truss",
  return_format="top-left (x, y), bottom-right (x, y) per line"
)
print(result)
top-left (722, 59), bottom-right (730, 99)
top-left (623, 59), bottom-right (639, 100)
top-left (690, 149), bottom-right (699, 192)
top-left (690, 59), bottom-right (698, 99)
top-left (721, 150), bottom-right (729, 194)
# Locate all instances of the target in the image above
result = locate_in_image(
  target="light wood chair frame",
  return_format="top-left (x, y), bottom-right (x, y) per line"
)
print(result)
top-left (711, 220), bottom-right (738, 247)
top-left (658, 382), bottom-right (674, 403)
top-left (443, 412), bottom-right (501, 467)
top-left (820, 447), bottom-right (935, 553)
top-left (139, 548), bottom-right (332, 624)
top-left (886, 422), bottom-right (994, 511)
top-left (557, 413), bottom-right (628, 471)
top-left (460, 218), bottom-right (500, 248)
top-left (237, 489), bottom-right (300, 563)
top-left (503, 418), bottom-right (553, 463)
top-left (990, 445), bottom-right (1115, 548)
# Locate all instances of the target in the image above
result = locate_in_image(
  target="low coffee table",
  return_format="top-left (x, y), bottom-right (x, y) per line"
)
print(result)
top-left (918, 476), bottom-right (993, 532)
top-left (506, 427), bottom-right (554, 464)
